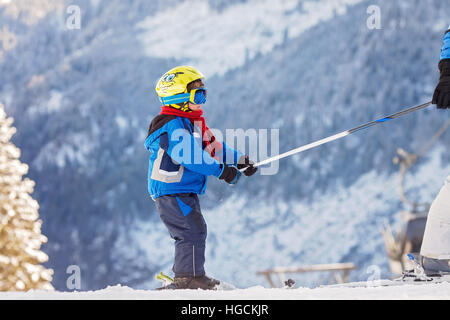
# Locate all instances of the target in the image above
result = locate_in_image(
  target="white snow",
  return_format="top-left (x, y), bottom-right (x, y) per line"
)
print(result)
top-left (136, 0), bottom-right (363, 77)
top-left (46, 90), bottom-right (63, 113)
top-left (115, 115), bottom-right (128, 133)
top-left (0, 282), bottom-right (449, 300)
top-left (27, 90), bottom-right (64, 116)
top-left (33, 132), bottom-right (96, 170)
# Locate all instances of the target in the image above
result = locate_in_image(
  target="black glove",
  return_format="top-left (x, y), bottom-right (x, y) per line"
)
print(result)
top-left (432, 59), bottom-right (450, 109)
top-left (237, 155), bottom-right (258, 177)
top-left (218, 164), bottom-right (241, 184)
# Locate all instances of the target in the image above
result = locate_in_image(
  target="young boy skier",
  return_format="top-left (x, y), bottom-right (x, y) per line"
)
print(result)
top-left (145, 66), bottom-right (257, 290)
top-left (420, 26), bottom-right (450, 274)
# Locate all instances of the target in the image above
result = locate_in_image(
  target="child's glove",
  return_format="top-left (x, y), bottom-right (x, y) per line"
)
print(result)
top-left (237, 155), bottom-right (258, 177)
top-left (218, 164), bottom-right (241, 184)
top-left (433, 59), bottom-right (450, 109)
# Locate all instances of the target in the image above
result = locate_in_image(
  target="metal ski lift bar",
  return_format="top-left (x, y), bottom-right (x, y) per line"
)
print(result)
top-left (247, 101), bottom-right (434, 170)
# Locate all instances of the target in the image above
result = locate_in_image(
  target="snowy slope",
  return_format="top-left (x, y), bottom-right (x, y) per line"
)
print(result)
top-left (1, 282), bottom-right (449, 300)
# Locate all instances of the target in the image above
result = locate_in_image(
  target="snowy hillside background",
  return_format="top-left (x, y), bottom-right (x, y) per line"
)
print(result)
top-left (0, 0), bottom-right (449, 291)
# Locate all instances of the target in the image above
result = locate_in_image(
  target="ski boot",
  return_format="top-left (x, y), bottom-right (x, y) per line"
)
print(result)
top-left (156, 272), bottom-right (220, 290)
top-left (171, 275), bottom-right (220, 290)
top-left (422, 256), bottom-right (450, 276)
top-left (398, 254), bottom-right (433, 282)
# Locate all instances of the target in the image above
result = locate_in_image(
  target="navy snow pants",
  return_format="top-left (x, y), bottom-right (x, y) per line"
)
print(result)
top-left (155, 193), bottom-right (207, 278)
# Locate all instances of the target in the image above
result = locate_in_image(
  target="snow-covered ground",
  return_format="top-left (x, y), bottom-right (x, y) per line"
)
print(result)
top-left (1, 282), bottom-right (449, 300)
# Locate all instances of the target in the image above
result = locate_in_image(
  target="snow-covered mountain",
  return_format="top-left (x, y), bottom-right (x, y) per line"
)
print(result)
top-left (137, 0), bottom-right (364, 77)
top-left (0, 0), bottom-right (449, 291)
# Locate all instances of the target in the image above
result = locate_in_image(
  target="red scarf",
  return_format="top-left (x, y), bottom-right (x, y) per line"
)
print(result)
top-left (160, 106), bottom-right (222, 160)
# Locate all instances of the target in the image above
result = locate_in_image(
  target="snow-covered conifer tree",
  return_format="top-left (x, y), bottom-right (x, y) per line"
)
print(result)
top-left (0, 103), bottom-right (53, 291)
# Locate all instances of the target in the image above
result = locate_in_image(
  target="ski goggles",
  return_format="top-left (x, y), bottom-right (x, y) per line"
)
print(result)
top-left (159, 87), bottom-right (207, 105)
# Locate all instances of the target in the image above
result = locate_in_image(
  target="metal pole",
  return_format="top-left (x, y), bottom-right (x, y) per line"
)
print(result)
top-left (246, 101), bottom-right (433, 170)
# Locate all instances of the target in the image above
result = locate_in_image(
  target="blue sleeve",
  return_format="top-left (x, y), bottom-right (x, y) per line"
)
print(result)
top-left (220, 142), bottom-right (244, 166)
top-left (165, 120), bottom-right (223, 178)
top-left (440, 29), bottom-right (450, 60)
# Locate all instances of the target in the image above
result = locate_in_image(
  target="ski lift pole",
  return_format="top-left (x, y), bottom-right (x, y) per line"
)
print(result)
top-left (247, 101), bottom-right (433, 170)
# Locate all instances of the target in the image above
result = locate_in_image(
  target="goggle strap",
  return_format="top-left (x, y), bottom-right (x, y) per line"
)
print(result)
top-left (159, 92), bottom-right (190, 105)
top-left (159, 88), bottom-right (207, 105)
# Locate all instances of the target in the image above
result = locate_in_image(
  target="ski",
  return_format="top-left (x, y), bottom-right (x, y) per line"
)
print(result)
top-left (324, 274), bottom-right (450, 289)
top-left (155, 272), bottom-right (175, 290)
top-left (154, 272), bottom-right (296, 290)
top-left (155, 271), bottom-right (174, 285)
top-left (324, 255), bottom-right (450, 289)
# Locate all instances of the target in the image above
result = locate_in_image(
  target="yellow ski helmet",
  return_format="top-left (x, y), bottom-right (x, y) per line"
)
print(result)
top-left (156, 66), bottom-right (205, 99)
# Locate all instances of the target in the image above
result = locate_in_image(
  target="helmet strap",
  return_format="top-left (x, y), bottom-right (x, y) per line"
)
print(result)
top-left (169, 102), bottom-right (191, 112)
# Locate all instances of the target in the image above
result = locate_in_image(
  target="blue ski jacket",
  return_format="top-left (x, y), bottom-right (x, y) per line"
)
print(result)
top-left (441, 27), bottom-right (450, 60)
top-left (144, 114), bottom-right (243, 200)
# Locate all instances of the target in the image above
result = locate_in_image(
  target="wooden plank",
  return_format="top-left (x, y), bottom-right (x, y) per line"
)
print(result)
top-left (264, 274), bottom-right (276, 288)
top-left (256, 263), bottom-right (357, 276)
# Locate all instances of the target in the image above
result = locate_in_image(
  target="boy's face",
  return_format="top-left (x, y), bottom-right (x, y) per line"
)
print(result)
top-left (188, 102), bottom-right (202, 111)
top-left (188, 79), bottom-right (204, 111)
